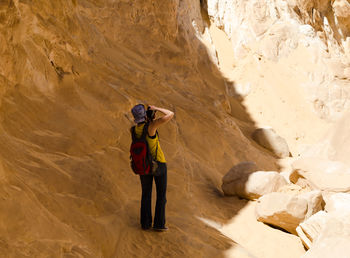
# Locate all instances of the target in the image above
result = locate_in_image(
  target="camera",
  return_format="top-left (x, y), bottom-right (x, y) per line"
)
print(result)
top-left (146, 107), bottom-right (156, 121)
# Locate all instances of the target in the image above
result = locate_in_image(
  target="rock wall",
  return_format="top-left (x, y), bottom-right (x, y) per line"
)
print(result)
top-left (205, 0), bottom-right (350, 122)
top-left (0, 0), bottom-right (278, 257)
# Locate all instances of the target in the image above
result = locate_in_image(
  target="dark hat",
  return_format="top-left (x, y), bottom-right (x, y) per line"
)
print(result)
top-left (131, 104), bottom-right (146, 123)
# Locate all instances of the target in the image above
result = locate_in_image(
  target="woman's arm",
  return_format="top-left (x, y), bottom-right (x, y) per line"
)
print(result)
top-left (147, 105), bottom-right (174, 136)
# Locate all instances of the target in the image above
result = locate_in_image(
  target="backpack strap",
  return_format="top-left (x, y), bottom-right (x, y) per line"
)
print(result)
top-left (130, 123), bottom-right (149, 141)
top-left (154, 138), bottom-right (158, 162)
top-left (142, 123), bottom-right (149, 139)
top-left (147, 124), bottom-right (159, 162)
top-left (131, 123), bottom-right (159, 162)
top-left (130, 126), bottom-right (137, 141)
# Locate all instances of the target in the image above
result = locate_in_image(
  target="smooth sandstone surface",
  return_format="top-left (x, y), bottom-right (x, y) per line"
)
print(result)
top-left (222, 167), bottom-right (288, 200)
top-left (2, 0), bottom-right (350, 257)
top-left (0, 1), bottom-right (282, 257)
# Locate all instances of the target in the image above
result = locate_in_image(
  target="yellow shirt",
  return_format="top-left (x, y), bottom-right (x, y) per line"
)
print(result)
top-left (134, 123), bottom-right (166, 163)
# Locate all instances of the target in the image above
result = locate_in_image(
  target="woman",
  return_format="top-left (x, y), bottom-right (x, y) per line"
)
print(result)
top-left (131, 104), bottom-right (174, 231)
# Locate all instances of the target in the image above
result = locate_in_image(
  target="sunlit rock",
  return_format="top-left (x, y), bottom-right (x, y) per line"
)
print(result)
top-left (256, 192), bottom-right (308, 234)
top-left (252, 128), bottom-right (291, 158)
top-left (291, 158), bottom-right (350, 192)
top-left (222, 165), bottom-right (287, 200)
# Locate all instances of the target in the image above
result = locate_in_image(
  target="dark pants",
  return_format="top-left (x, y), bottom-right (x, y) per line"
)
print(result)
top-left (139, 162), bottom-right (167, 229)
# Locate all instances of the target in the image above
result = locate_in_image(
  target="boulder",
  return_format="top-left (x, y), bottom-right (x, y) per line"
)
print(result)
top-left (302, 215), bottom-right (350, 258)
top-left (323, 192), bottom-right (350, 214)
top-left (290, 158), bottom-right (350, 192)
top-left (333, 0), bottom-right (350, 20)
top-left (296, 211), bottom-right (329, 249)
top-left (222, 162), bottom-right (287, 200)
top-left (222, 161), bottom-right (259, 187)
top-left (299, 190), bottom-right (324, 219)
top-left (252, 128), bottom-right (291, 158)
top-left (255, 192), bottom-right (308, 234)
top-left (297, 195), bottom-right (350, 252)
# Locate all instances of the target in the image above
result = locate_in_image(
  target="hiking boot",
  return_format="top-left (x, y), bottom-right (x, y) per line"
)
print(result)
top-left (153, 226), bottom-right (168, 232)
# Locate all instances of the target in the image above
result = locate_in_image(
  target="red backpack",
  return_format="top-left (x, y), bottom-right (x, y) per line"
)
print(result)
top-left (130, 124), bottom-right (154, 175)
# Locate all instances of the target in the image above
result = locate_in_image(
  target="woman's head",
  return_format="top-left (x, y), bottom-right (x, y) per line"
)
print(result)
top-left (131, 104), bottom-right (146, 124)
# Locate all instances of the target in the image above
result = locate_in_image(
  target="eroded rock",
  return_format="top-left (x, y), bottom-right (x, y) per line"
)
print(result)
top-left (255, 192), bottom-right (308, 234)
top-left (302, 215), bottom-right (350, 258)
top-left (222, 162), bottom-right (287, 200)
top-left (299, 190), bottom-right (324, 219)
top-left (297, 192), bottom-right (350, 251)
top-left (252, 128), bottom-right (291, 158)
top-left (324, 192), bottom-right (350, 214)
top-left (296, 210), bottom-right (329, 249)
top-left (291, 158), bottom-right (350, 192)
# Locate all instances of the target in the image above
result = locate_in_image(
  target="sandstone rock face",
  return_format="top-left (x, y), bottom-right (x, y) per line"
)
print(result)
top-left (291, 158), bottom-right (350, 192)
top-left (222, 162), bottom-right (287, 199)
top-left (256, 192), bottom-right (308, 234)
top-left (206, 0), bottom-right (350, 123)
top-left (207, 0), bottom-right (302, 60)
top-left (333, 0), bottom-right (350, 37)
top-left (252, 128), bottom-right (291, 158)
top-left (302, 111), bottom-right (350, 167)
top-left (1, 1), bottom-right (286, 257)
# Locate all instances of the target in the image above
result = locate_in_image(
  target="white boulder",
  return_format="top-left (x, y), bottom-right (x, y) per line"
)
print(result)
top-left (222, 162), bottom-right (287, 200)
top-left (302, 215), bottom-right (350, 258)
top-left (256, 190), bottom-right (323, 235)
top-left (299, 190), bottom-right (324, 219)
top-left (255, 192), bottom-right (308, 234)
top-left (297, 193), bottom-right (350, 253)
top-left (290, 158), bottom-right (350, 192)
top-left (324, 192), bottom-right (350, 214)
top-left (296, 211), bottom-right (329, 249)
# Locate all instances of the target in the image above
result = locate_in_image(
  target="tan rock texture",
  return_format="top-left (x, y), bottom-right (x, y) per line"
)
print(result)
top-left (205, 0), bottom-right (350, 157)
top-left (255, 189), bottom-right (323, 235)
top-left (302, 216), bottom-right (350, 258)
top-left (299, 190), bottom-right (324, 219)
top-left (256, 192), bottom-right (308, 234)
top-left (291, 158), bottom-right (350, 192)
top-left (0, 1), bottom-right (282, 257)
top-left (252, 128), bottom-right (291, 158)
top-left (324, 192), bottom-right (350, 214)
top-left (302, 111), bottom-right (350, 166)
top-left (297, 193), bottom-right (350, 252)
top-left (296, 211), bottom-right (329, 249)
top-left (2, 0), bottom-right (350, 257)
top-left (222, 165), bottom-right (288, 199)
